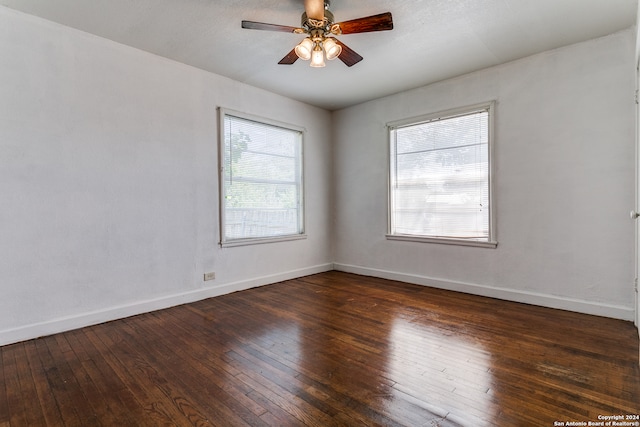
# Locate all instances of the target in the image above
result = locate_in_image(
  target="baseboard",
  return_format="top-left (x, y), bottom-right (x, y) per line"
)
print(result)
top-left (2, 262), bottom-right (633, 347)
top-left (0, 263), bottom-right (334, 347)
top-left (334, 263), bottom-right (636, 321)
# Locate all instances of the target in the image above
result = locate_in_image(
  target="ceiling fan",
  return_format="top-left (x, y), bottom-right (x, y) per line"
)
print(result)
top-left (241, 0), bottom-right (393, 67)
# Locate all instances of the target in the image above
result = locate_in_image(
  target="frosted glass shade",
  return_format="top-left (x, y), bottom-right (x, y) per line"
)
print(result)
top-left (294, 38), bottom-right (313, 60)
top-left (323, 38), bottom-right (342, 60)
top-left (310, 46), bottom-right (325, 67)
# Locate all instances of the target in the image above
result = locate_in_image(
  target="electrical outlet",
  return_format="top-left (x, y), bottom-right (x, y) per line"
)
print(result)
top-left (204, 272), bottom-right (216, 281)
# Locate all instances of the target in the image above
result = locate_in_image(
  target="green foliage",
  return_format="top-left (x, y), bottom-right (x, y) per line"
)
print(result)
top-left (225, 130), bottom-right (250, 166)
top-left (224, 130), bottom-right (298, 210)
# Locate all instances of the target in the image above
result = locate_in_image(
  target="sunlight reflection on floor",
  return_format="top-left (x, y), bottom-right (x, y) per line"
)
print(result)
top-left (388, 316), bottom-right (496, 426)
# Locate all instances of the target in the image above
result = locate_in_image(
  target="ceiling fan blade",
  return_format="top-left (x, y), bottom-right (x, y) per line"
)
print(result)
top-left (304, 0), bottom-right (324, 21)
top-left (278, 48), bottom-right (299, 65)
top-left (333, 12), bottom-right (393, 35)
top-left (334, 39), bottom-right (363, 67)
top-left (242, 20), bottom-right (304, 33)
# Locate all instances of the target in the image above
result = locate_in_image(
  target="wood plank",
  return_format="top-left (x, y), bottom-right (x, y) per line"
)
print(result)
top-left (0, 344), bottom-right (10, 425)
top-left (53, 332), bottom-right (119, 425)
top-left (1, 344), bottom-right (28, 426)
top-left (66, 329), bottom-right (149, 426)
top-left (120, 314), bottom-right (265, 426)
top-left (22, 340), bottom-right (65, 426)
top-left (0, 271), bottom-right (638, 426)
top-left (83, 325), bottom-right (192, 425)
top-left (34, 336), bottom-right (89, 426)
top-left (12, 343), bottom-right (47, 426)
top-left (153, 310), bottom-right (273, 420)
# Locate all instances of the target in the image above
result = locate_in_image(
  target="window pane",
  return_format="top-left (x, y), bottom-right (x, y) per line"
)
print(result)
top-left (221, 113), bottom-right (303, 242)
top-left (390, 107), bottom-right (491, 241)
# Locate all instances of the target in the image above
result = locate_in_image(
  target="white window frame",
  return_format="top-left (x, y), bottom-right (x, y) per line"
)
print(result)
top-left (386, 101), bottom-right (497, 248)
top-left (218, 108), bottom-right (306, 247)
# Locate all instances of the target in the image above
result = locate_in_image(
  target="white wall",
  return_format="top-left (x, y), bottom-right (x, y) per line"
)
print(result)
top-left (0, 7), bottom-right (333, 345)
top-left (333, 28), bottom-right (637, 320)
top-left (635, 7), bottom-right (640, 336)
top-left (0, 7), bottom-right (636, 347)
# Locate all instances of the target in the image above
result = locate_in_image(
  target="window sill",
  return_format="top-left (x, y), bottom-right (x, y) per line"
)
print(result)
top-left (386, 234), bottom-right (498, 249)
top-left (220, 234), bottom-right (307, 248)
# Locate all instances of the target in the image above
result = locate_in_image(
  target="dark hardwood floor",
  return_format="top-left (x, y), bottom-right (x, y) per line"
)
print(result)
top-left (1, 271), bottom-right (639, 426)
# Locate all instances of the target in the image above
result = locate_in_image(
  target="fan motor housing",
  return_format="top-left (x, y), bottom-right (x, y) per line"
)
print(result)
top-left (301, 9), bottom-right (335, 31)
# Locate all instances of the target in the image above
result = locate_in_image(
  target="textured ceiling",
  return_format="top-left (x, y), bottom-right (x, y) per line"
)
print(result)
top-left (0, 0), bottom-right (637, 110)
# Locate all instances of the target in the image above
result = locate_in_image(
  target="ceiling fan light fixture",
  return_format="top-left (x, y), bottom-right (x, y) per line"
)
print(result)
top-left (323, 38), bottom-right (342, 60)
top-left (241, 1), bottom-right (393, 68)
top-left (310, 44), bottom-right (325, 67)
top-left (294, 37), bottom-right (314, 60)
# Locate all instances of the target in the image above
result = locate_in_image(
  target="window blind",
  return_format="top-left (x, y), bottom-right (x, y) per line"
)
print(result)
top-left (222, 114), bottom-right (303, 242)
top-left (390, 108), bottom-right (490, 241)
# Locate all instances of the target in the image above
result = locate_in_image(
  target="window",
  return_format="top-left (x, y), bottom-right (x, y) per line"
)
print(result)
top-left (388, 102), bottom-right (496, 247)
top-left (219, 109), bottom-right (305, 246)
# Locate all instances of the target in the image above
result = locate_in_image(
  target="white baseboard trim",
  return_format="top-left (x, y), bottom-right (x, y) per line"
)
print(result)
top-left (334, 263), bottom-right (635, 321)
top-left (2, 262), bottom-right (633, 347)
top-left (0, 263), bottom-right (333, 347)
